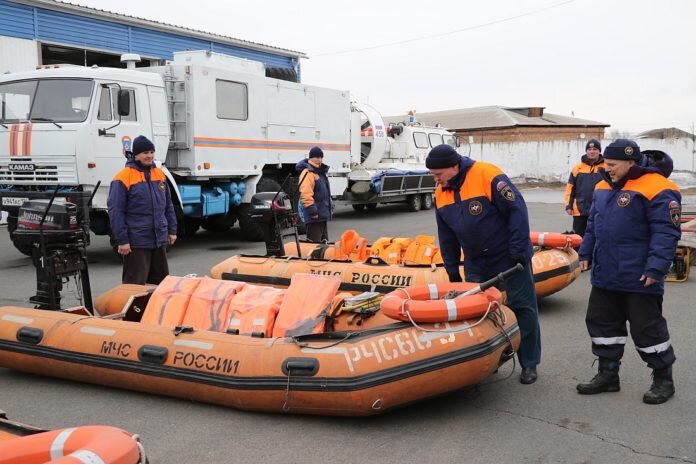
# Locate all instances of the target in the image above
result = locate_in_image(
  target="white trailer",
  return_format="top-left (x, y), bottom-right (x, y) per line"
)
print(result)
top-left (0, 50), bottom-right (457, 254)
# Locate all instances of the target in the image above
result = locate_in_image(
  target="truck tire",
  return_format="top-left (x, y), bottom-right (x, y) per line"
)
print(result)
top-left (407, 194), bottom-right (422, 212)
top-left (365, 203), bottom-right (378, 210)
top-left (7, 216), bottom-right (33, 256)
top-left (352, 204), bottom-right (366, 211)
top-left (237, 177), bottom-right (282, 241)
top-left (421, 193), bottom-right (434, 210)
top-left (201, 214), bottom-right (235, 233)
top-left (180, 217), bottom-right (202, 238)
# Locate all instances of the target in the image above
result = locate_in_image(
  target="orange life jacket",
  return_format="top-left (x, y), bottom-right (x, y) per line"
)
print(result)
top-left (140, 276), bottom-right (201, 328)
top-left (272, 273), bottom-right (341, 337)
top-left (181, 279), bottom-right (247, 332)
top-left (225, 285), bottom-right (286, 337)
top-left (402, 235), bottom-right (439, 265)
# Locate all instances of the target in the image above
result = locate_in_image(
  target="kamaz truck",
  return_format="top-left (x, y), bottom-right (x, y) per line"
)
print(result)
top-left (0, 50), bottom-right (457, 255)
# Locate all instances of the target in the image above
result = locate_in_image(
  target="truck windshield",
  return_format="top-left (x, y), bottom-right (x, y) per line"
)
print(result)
top-left (0, 79), bottom-right (94, 124)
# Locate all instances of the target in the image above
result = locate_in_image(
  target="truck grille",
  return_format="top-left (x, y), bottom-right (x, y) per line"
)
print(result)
top-left (0, 160), bottom-right (77, 184)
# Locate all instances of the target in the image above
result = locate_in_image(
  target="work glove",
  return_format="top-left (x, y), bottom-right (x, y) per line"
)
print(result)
top-left (448, 272), bottom-right (463, 283)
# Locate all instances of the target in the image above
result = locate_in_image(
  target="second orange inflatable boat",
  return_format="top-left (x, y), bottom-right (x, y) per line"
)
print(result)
top-left (210, 237), bottom-right (580, 299)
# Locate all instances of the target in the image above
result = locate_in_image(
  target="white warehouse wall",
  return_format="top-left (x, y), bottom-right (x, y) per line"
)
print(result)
top-left (463, 138), bottom-right (696, 188)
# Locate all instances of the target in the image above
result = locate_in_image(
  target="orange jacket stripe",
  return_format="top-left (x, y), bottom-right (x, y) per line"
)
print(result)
top-left (112, 166), bottom-right (167, 190)
top-left (434, 161), bottom-right (500, 207)
top-left (595, 174), bottom-right (678, 200)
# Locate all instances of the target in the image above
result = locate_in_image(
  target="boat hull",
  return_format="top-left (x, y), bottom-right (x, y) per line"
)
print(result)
top-left (0, 304), bottom-right (519, 416)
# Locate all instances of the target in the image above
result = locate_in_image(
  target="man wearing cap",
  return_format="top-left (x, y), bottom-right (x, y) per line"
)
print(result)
top-left (577, 139), bottom-right (681, 404)
top-left (426, 144), bottom-right (541, 384)
top-left (564, 139), bottom-right (605, 237)
top-left (296, 146), bottom-right (332, 242)
top-left (108, 135), bottom-right (177, 285)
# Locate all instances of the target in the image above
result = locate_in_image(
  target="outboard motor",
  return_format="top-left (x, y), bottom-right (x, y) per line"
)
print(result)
top-left (13, 190), bottom-right (93, 312)
top-left (248, 191), bottom-right (300, 257)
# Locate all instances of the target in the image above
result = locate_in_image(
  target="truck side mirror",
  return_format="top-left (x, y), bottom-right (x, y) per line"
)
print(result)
top-left (117, 90), bottom-right (130, 116)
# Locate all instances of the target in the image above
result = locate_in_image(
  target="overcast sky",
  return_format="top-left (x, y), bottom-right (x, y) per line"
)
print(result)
top-left (71, 0), bottom-right (695, 134)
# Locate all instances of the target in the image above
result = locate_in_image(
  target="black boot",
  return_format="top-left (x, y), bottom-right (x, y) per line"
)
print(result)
top-left (577, 358), bottom-right (620, 394)
top-left (643, 367), bottom-right (675, 404)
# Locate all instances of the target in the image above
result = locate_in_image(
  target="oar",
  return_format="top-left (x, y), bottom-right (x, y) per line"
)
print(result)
top-left (451, 263), bottom-right (524, 299)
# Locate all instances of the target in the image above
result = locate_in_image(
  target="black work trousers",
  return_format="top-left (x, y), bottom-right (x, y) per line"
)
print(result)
top-left (572, 216), bottom-right (589, 237)
top-left (305, 221), bottom-right (329, 243)
top-left (585, 286), bottom-right (675, 370)
top-left (122, 247), bottom-right (169, 285)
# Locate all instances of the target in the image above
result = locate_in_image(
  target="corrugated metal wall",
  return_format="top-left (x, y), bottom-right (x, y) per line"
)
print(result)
top-left (0, 0), bottom-right (297, 70)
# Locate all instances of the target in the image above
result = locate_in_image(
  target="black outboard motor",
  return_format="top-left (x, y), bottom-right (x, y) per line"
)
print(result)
top-left (248, 190), bottom-right (299, 256)
top-left (13, 190), bottom-right (94, 312)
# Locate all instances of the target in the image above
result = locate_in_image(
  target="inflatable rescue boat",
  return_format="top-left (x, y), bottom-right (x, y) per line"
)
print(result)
top-left (0, 409), bottom-right (145, 464)
top-left (0, 273), bottom-right (519, 416)
top-left (210, 231), bottom-right (581, 299)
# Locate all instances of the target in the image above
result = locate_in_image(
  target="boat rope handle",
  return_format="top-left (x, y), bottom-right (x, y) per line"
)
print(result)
top-left (282, 367), bottom-right (292, 412)
top-left (403, 300), bottom-right (501, 333)
top-left (132, 434), bottom-right (148, 464)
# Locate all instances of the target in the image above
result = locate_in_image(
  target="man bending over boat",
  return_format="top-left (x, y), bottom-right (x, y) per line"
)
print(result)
top-left (426, 144), bottom-right (541, 385)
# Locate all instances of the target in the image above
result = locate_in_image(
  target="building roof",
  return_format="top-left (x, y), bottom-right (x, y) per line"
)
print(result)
top-left (635, 127), bottom-right (695, 140)
top-left (384, 106), bottom-right (609, 131)
top-left (14, 0), bottom-right (307, 59)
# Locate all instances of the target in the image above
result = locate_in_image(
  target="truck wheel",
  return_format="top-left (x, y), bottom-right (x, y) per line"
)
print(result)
top-left (201, 215), bottom-right (235, 233)
top-left (352, 204), bottom-right (366, 211)
top-left (366, 203), bottom-right (378, 210)
top-left (7, 216), bottom-right (33, 256)
top-left (237, 177), bottom-right (282, 241)
top-left (407, 195), bottom-right (422, 212)
top-left (421, 193), bottom-right (434, 210)
top-left (180, 218), bottom-right (202, 238)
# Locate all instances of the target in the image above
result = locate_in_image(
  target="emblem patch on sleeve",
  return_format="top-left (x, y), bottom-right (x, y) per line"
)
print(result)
top-left (469, 200), bottom-right (483, 215)
top-left (159, 181), bottom-right (166, 192)
top-left (500, 185), bottom-right (516, 201)
top-left (617, 192), bottom-right (631, 207)
top-left (669, 200), bottom-right (681, 227)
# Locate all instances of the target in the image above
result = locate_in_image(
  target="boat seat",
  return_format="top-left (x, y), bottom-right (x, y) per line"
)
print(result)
top-left (181, 279), bottom-right (246, 332)
top-left (225, 285), bottom-right (286, 337)
top-left (140, 276), bottom-right (202, 328)
top-left (272, 273), bottom-right (341, 338)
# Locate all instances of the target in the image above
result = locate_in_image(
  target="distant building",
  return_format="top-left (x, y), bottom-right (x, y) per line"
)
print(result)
top-left (635, 127), bottom-right (695, 140)
top-left (385, 106), bottom-right (609, 143)
top-left (0, 0), bottom-right (305, 78)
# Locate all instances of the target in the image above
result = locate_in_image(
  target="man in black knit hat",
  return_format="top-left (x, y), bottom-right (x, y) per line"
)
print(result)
top-left (108, 135), bottom-right (177, 284)
top-left (426, 144), bottom-right (541, 385)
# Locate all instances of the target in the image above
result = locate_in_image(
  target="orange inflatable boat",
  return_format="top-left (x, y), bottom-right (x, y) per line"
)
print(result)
top-left (210, 233), bottom-right (580, 299)
top-left (0, 410), bottom-right (145, 464)
top-left (0, 273), bottom-right (520, 416)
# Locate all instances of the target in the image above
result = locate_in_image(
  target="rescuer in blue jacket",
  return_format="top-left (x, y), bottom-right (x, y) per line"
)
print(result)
top-left (108, 135), bottom-right (178, 285)
top-left (577, 139), bottom-right (681, 404)
top-left (564, 139), bottom-right (605, 237)
top-left (296, 146), bottom-right (333, 242)
top-left (427, 144), bottom-right (541, 384)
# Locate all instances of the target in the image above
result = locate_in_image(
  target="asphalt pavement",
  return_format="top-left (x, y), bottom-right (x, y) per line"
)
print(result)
top-left (0, 194), bottom-right (694, 463)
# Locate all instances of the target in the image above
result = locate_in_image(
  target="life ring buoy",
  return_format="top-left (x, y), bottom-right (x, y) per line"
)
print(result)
top-left (530, 232), bottom-right (581, 248)
top-left (0, 425), bottom-right (143, 464)
top-left (380, 283), bottom-right (503, 323)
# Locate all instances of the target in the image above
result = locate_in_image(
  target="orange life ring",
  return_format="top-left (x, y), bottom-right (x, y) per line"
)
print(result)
top-left (530, 232), bottom-right (581, 248)
top-left (380, 282), bottom-right (503, 323)
top-left (0, 425), bottom-right (142, 463)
